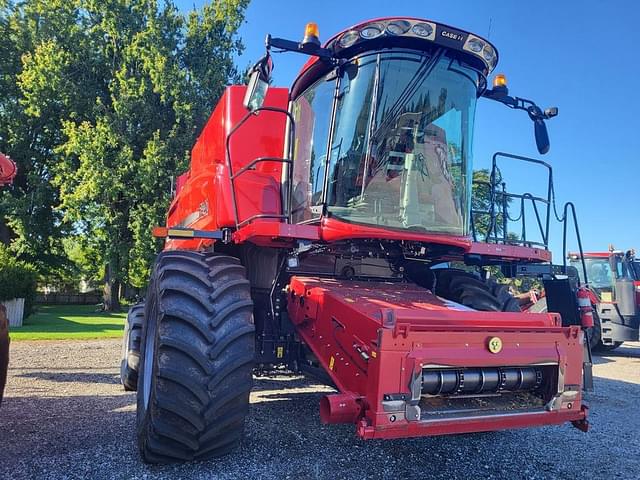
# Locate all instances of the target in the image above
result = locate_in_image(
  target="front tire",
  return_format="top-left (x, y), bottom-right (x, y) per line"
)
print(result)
top-left (136, 251), bottom-right (255, 464)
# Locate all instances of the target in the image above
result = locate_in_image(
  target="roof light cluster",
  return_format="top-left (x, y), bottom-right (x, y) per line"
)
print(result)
top-left (336, 19), bottom-right (436, 48)
top-left (463, 35), bottom-right (497, 69)
top-left (327, 18), bottom-right (497, 73)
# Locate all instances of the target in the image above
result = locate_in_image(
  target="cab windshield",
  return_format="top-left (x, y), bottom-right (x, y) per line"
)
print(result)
top-left (291, 50), bottom-right (481, 236)
top-left (570, 257), bottom-right (615, 291)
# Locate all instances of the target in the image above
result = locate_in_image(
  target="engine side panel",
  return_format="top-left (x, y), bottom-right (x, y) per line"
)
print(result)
top-left (165, 86), bottom-right (289, 251)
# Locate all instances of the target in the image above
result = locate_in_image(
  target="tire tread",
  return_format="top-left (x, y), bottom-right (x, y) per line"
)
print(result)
top-left (137, 251), bottom-right (255, 464)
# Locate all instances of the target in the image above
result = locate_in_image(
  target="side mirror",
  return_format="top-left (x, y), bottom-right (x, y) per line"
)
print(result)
top-left (243, 53), bottom-right (273, 111)
top-left (534, 119), bottom-right (550, 155)
top-left (483, 80), bottom-right (557, 156)
top-left (527, 105), bottom-right (551, 155)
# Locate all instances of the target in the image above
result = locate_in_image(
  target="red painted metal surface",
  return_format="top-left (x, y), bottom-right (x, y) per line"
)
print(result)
top-left (320, 217), bottom-right (472, 250)
top-left (0, 153), bottom-right (16, 186)
top-left (569, 251), bottom-right (612, 259)
top-left (232, 222), bottom-right (320, 247)
top-left (358, 408), bottom-right (587, 439)
top-left (165, 86), bottom-right (289, 251)
top-left (287, 276), bottom-right (586, 439)
top-left (468, 242), bottom-right (552, 263)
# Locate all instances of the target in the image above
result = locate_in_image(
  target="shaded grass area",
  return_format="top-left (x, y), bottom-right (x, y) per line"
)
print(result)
top-left (9, 304), bottom-right (126, 341)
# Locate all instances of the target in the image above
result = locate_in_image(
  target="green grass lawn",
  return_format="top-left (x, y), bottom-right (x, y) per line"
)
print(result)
top-left (9, 304), bottom-right (126, 341)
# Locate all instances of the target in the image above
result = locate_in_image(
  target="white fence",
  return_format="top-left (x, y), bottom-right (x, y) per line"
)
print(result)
top-left (2, 298), bottom-right (25, 327)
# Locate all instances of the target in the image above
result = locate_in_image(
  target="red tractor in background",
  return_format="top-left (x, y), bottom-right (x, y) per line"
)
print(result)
top-left (0, 152), bottom-right (17, 405)
top-left (0, 153), bottom-right (17, 187)
top-left (121, 18), bottom-right (593, 464)
top-left (568, 248), bottom-right (639, 350)
top-left (529, 248), bottom-right (640, 351)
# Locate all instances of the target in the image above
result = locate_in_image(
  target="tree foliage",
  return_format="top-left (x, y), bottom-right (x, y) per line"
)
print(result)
top-left (471, 168), bottom-right (513, 241)
top-left (0, 244), bottom-right (37, 314)
top-left (0, 0), bottom-right (249, 310)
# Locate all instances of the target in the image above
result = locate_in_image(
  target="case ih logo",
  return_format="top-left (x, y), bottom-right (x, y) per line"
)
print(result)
top-left (441, 30), bottom-right (464, 42)
top-left (488, 336), bottom-right (503, 354)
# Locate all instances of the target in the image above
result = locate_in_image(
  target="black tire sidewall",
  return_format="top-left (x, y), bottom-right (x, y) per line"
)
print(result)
top-left (136, 263), bottom-right (160, 450)
top-left (121, 304), bottom-right (143, 390)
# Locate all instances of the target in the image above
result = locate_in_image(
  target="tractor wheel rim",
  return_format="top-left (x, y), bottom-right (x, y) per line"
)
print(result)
top-left (142, 310), bottom-right (156, 410)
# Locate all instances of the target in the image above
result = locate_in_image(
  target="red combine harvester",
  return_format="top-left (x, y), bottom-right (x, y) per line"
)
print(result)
top-left (121, 18), bottom-right (593, 463)
top-left (0, 152), bottom-right (17, 405)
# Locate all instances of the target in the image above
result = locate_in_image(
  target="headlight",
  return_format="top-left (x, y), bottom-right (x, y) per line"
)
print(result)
top-left (387, 20), bottom-right (411, 35)
top-left (360, 23), bottom-right (384, 39)
top-left (467, 38), bottom-right (484, 53)
top-left (412, 22), bottom-right (434, 39)
top-left (483, 44), bottom-right (496, 66)
top-left (339, 30), bottom-right (360, 48)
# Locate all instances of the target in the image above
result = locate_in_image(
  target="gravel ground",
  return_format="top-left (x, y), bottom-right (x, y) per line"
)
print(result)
top-left (1, 339), bottom-right (639, 480)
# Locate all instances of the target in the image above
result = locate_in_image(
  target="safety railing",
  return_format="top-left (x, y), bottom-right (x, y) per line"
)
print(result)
top-left (471, 152), bottom-right (588, 278)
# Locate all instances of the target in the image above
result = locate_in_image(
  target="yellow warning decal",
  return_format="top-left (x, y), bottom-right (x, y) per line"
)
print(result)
top-left (276, 346), bottom-right (284, 358)
top-left (329, 356), bottom-right (335, 370)
top-left (370, 351), bottom-right (377, 358)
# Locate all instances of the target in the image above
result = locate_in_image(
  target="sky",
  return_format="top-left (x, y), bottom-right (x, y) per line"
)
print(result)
top-left (178, 0), bottom-right (639, 259)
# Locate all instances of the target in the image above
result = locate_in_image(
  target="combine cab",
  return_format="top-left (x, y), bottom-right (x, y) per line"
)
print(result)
top-left (122, 18), bottom-right (592, 463)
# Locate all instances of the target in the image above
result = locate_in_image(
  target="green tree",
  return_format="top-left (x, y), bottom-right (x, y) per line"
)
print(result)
top-left (1, 0), bottom-right (250, 310)
top-left (471, 168), bottom-right (512, 241)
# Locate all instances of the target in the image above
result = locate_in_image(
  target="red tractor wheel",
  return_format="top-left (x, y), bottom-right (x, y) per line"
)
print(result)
top-left (120, 303), bottom-right (144, 391)
top-left (136, 251), bottom-right (255, 463)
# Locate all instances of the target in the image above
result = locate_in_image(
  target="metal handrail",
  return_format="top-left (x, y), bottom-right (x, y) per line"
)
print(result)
top-left (224, 106), bottom-right (296, 229)
top-left (471, 151), bottom-right (588, 281)
top-left (230, 156), bottom-right (292, 180)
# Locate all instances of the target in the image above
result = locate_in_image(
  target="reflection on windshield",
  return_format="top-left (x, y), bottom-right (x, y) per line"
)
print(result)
top-left (291, 51), bottom-right (481, 235)
top-left (326, 52), bottom-right (478, 235)
top-left (290, 77), bottom-right (335, 222)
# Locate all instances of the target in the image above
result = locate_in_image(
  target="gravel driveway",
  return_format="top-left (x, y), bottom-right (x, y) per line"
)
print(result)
top-left (1, 339), bottom-right (639, 479)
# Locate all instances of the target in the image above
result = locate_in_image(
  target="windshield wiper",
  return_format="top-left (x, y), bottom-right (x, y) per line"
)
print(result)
top-left (369, 49), bottom-right (444, 145)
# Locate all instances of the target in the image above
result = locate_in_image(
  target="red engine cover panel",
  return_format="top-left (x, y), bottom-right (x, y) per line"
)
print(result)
top-left (165, 86), bottom-right (289, 250)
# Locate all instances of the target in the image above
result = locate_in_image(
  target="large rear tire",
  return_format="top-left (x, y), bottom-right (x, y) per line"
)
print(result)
top-left (434, 269), bottom-right (520, 312)
top-left (136, 251), bottom-right (255, 464)
top-left (120, 303), bottom-right (144, 391)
